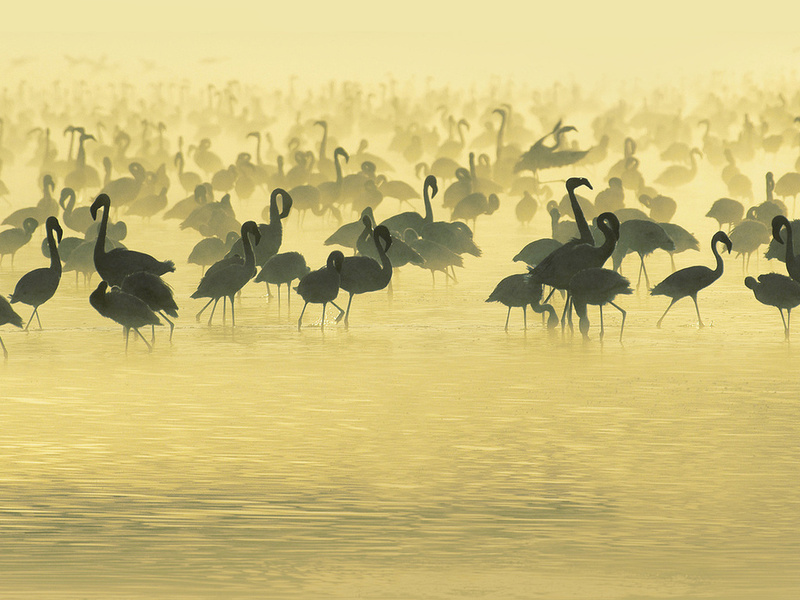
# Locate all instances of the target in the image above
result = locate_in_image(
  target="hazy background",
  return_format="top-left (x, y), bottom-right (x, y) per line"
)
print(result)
top-left (2, 1), bottom-right (799, 87)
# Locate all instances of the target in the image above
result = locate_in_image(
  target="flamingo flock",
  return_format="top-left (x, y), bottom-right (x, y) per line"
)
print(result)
top-left (2, 71), bottom-right (800, 355)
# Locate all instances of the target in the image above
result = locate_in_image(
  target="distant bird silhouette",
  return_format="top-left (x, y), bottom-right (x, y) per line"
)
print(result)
top-left (0, 294), bottom-right (23, 358)
top-left (90, 194), bottom-right (175, 286)
top-left (515, 191), bottom-right (538, 226)
top-left (165, 184), bottom-right (208, 222)
top-left (191, 221), bottom-right (260, 326)
top-left (745, 273), bottom-right (800, 338)
top-left (594, 178), bottom-right (624, 213)
top-left (611, 219), bottom-right (675, 288)
top-left (775, 171), bottom-right (800, 216)
top-left (569, 267), bottom-right (633, 341)
top-left (2, 174), bottom-right (57, 227)
top-left (120, 271), bottom-right (178, 341)
top-left (255, 251), bottom-right (310, 308)
top-left (295, 250), bottom-right (345, 331)
top-left (89, 281), bottom-right (161, 352)
top-left (188, 231), bottom-right (239, 274)
top-left (404, 228), bottom-right (464, 285)
top-left (706, 198), bottom-right (744, 231)
top-left (729, 213), bottom-right (770, 272)
top-left (654, 148), bottom-right (701, 187)
top-left (175, 151), bottom-right (202, 194)
top-left (658, 222), bottom-right (700, 271)
top-left (651, 231), bottom-right (732, 328)
top-left (339, 223), bottom-right (393, 326)
top-left (9, 216), bottom-right (63, 329)
top-left (100, 162), bottom-right (146, 208)
top-left (486, 273), bottom-right (557, 330)
top-left (772, 215), bottom-right (800, 282)
top-left (0, 217), bottom-right (39, 268)
top-left (513, 237), bottom-right (563, 267)
top-left (638, 193), bottom-right (677, 222)
top-left (325, 207), bottom-right (375, 253)
top-left (59, 187), bottom-right (94, 234)
top-left (452, 192), bottom-right (499, 230)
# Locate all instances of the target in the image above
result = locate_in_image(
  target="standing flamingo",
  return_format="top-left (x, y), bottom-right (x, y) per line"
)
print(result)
top-left (651, 231), bottom-right (732, 328)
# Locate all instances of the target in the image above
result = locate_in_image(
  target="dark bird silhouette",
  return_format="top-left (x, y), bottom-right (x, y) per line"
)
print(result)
top-left (771, 215), bottom-right (800, 282)
top-left (90, 194), bottom-right (175, 286)
top-left (89, 281), bottom-right (161, 352)
top-left (651, 231), bottom-right (732, 328)
top-left (9, 216), bottom-right (62, 330)
top-left (569, 268), bottom-right (633, 341)
top-left (339, 223), bottom-right (393, 326)
top-left (745, 273), bottom-right (800, 338)
top-left (226, 188), bottom-right (292, 266)
top-left (255, 251), bottom-right (310, 308)
top-left (528, 208), bottom-right (620, 328)
top-left (418, 175), bottom-right (482, 262)
top-left (0, 294), bottom-right (23, 358)
top-left (191, 221), bottom-right (261, 326)
top-left (295, 250), bottom-right (345, 331)
top-left (120, 271), bottom-right (178, 341)
top-left (379, 175), bottom-right (435, 235)
top-left (0, 217), bottom-right (39, 268)
top-left (486, 273), bottom-right (557, 330)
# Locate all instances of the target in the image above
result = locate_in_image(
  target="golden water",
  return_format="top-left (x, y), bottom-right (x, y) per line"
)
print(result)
top-left (1, 152), bottom-right (799, 597)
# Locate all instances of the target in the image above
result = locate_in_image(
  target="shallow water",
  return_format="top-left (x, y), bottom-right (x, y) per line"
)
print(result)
top-left (1, 148), bottom-right (800, 599)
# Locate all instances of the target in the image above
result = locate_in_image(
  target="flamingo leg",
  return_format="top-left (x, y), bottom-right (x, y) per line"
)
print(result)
top-left (195, 298), bottom-right (214, 321)
top-left (24, 307), bottom-right (38, 331)
top-left (788, 308), bottom-right (793, 339)
top-left (641, 256), bottom-right (650, 289)
top-left (504, 306), bottom-right (511, 331)
top-left (599, 305), bottom-right (605, 340)
top-left (691, 294), bottom-right (704, 328)
top-left (523, 305), bottom-right (527, 330)
top-left (222, 296), bottom-right (227, 324)
top-left (636, 258), bottom-right (644, 288)
top-left (134, 327), bottom-right (153, 352)
top-left (160, 312), bottom-right (175, 341)
top-left (610, 301), bottom-right (627, 342)
top-left (670, 253), bottom-right (676, 272)
top-left (0, 335), bottom-right (7, 360)
top-left (229, 295), bottom-right (236, 327)
top-left (298, 301), bottom-right (308, 330)
top-left (342, 293), bottom-right (354, 326)
top-left (331, 301), bottom-right (345, 321)
top-left (124, 327), bottom-right (130, 351)
top-left (656, 298), bottom-right (678, 328)
top-left (207, 298), bottom-right (220, 326)
top-left (321, 302), bottom-right (326, 331)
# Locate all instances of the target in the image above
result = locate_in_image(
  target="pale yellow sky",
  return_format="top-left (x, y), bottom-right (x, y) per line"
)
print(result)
top-left (2, 2), bottom-right (798, 86)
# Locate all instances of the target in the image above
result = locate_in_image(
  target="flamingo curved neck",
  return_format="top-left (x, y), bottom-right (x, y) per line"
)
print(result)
top-left (47, 227), bottom-right (61, 274)
top-left (782, 222), bottom-right (796, 272)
